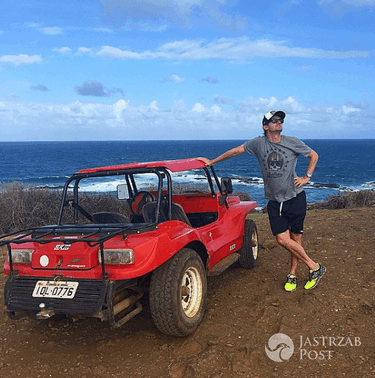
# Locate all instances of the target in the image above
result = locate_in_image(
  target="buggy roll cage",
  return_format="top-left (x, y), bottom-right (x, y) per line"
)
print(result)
top-left (57, 165), bottom-right (223, 225)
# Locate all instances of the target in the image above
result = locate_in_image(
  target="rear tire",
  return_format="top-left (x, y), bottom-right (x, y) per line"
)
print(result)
top-left (238, 219), bottom-right (259, 269)
top-left (149, 248), bottom-right (207, 337)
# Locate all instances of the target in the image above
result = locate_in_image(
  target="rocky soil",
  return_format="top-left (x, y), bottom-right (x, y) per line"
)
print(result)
top-left (0, 207), bottom-right (374, 378)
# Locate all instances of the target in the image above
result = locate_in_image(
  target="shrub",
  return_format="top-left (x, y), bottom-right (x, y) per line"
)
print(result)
top-left (0, 182), bottom-right (130, 234)
top-left (314, 190), bottom-right (375, 210)
top-left (0, 182), bottom-right (62, 234)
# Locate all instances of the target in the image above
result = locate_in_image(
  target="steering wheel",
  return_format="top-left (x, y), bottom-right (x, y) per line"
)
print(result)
top-left (130, 191), bottom-right (155, 215)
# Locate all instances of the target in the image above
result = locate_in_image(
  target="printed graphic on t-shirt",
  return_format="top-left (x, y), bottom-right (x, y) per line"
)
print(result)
top-left (263, 147), bottom-right (290, 178)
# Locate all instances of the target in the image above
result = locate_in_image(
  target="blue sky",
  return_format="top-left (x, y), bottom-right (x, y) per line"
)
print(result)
top-left (0, 0), bottom-right (374, 141)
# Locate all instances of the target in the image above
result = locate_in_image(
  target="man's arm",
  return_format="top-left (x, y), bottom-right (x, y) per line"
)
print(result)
top-left (294, 149), bottom-right (319, 188)
top-left (200, 144), bottom-right (245, 166)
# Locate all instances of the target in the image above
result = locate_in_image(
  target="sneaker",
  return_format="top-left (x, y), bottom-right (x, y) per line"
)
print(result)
top-left (304, 264), bottom-right (326, 290)
top-left (284, 274), bottom-right (297, 292)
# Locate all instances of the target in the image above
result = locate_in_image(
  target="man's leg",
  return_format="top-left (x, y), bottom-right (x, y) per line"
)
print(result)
top-left (280, 232), bottom-right (301, 291)
top-left (268, 193), bottom-right (326, 290)
top-left (289, 232), bottom-right (302, 275)
top-left (267, 193), bottom-right (325, 290)
top-left (275, 230), bottom-right (319, 271)
top-left (289, 253), bottom-right (299, 276)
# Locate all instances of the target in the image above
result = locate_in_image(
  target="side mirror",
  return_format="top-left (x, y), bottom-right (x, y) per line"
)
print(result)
top-left (117, 184), bottom-right (129, 200)
top-left (221, 177), bottom-right (233, 195)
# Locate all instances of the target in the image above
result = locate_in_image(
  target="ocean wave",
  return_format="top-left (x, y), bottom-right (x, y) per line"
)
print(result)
top-left (363, 181), bottom-right (375, 188)
top-left (232, 177), bottom-right (264, 186)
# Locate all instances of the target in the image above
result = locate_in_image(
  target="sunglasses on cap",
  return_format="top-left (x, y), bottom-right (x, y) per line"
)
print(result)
top-left (269, 118), bottom-right (284, 124)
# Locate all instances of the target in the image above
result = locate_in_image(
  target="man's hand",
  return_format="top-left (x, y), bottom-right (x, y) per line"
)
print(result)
top-left (198, 157), bottom-right (214, 166)
top-left (294, 176), bottom-right (310, 188)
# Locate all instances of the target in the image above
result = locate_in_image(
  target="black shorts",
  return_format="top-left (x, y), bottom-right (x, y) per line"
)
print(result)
top-left (267, 191), bottom-right (307, 236)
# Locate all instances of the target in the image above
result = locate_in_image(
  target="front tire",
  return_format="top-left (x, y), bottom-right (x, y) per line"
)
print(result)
top-left (149, 248), bottom-right (207, 337)
top-left (238, 219), bottom-right (259, 269)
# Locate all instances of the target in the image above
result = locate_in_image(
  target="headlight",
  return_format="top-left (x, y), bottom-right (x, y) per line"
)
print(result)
top-left (11, 249), bottom-right (33, 264)
top-left (99, 249), bottom-right (134, 265)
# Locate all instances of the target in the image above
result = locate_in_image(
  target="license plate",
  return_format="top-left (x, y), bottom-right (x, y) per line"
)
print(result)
top-left (32, 281), bottom-right (79, 299)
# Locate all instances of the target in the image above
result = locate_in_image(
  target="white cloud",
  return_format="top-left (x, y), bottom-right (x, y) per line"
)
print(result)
top-left (192, 102), bottom-right (206, 112)
top-left (63, 101), bottom-right (102, 117)
top-left (112, 99), bottom-right (162, 124)
top-left (76, 47), bottom-right (93, 56)
top-left (163, 74), bottom-right (185, 84)
top-left (0, 96), bottom-right (372, 141)
top-left (161, 37), bottom-right (370, 59)
top-left (342, 105), bottom-right (361, 114)
top-left (97, 46), bottom-right (145, 60)
top-left (113, 99), bottom-right (130, 121)
top-left (96, 37), bottom-right (370, 62)
top-left (192, 102), bottom-right (221, 114)
top-left (150, 100), bottom-right (159, 109)
top-left (211, 104), bottom-right (221, 113)
top-left (0, 54), bottom-right (43, 66)
top-left (53, 47), bottom-right (72, 55)
top-left (94, 27), bottom-right (113, 33)
top-left (29, 23), bottom-right (63, 35)
top-left (41, 26), bottom-right (63, 35)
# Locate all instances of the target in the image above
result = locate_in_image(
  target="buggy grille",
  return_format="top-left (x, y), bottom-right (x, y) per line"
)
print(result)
top-left (5, 276), bottom-right (108, 316)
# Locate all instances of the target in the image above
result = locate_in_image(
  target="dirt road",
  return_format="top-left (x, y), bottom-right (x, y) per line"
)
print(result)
top-left (0, 207), bottom-right (374, 378)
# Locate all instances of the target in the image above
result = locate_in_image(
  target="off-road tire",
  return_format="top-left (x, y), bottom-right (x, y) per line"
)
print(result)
top-left (238, 219), bottom-right (259, 269)
top-left (149, 248), bottom-right (207, 337)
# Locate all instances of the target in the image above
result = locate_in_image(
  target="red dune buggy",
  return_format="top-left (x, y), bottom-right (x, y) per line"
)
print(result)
top-left (1, 158), bottom-right (259, 336)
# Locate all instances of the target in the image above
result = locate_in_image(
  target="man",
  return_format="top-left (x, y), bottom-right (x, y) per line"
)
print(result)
top-left (201, 110), bottom-right (325, 291)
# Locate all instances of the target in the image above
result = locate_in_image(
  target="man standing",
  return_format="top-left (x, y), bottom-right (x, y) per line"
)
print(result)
top-left (202, 110), bottom-right (325, 291)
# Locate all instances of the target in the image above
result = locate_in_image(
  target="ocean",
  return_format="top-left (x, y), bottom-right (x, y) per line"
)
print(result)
top-left (1, 139), bottom-right (374, 208)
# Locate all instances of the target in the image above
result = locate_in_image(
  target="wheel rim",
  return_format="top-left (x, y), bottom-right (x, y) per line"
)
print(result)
top-left (251, 228), bottom-right (259, 260)
top-left (180, 267), bottom-right (203, 318)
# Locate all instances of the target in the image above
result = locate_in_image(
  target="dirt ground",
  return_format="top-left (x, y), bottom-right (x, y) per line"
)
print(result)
top-left (0, 207), bottom-right (375, 378)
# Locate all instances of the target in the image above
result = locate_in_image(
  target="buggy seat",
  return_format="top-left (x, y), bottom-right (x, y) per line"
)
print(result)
top-left (142, 202), bottom-right (192, 226)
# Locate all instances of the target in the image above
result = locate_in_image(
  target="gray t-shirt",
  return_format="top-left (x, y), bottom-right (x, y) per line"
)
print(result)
top-left (244, 136), bottom-right (312, 203)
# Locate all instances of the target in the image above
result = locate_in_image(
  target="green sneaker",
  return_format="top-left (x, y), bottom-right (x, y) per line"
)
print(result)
top-left (284, 274), bottom-right (297, 292)
top-left (304, 264), bottom-right (326, 290)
